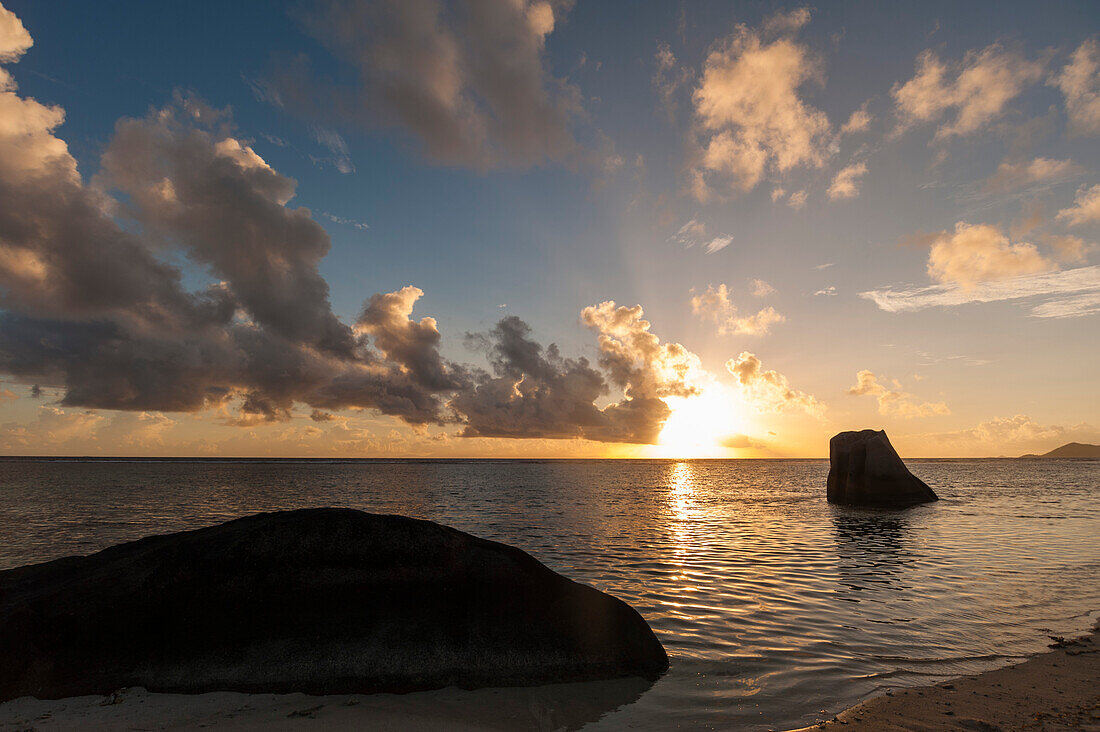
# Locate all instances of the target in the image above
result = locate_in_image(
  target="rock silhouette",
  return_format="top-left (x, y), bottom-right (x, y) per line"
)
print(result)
top-left (0, 508), bottom-right (668, 702)
top-left (827, 429), bottom-right (938, 508)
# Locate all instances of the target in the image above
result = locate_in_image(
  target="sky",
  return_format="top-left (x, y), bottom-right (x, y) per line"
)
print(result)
top-left (0, 0), bottom-right (1097, 458)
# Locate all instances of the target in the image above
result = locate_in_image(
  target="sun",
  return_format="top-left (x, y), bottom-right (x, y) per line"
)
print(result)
top-left (653, 384), bottom-right (749, 458)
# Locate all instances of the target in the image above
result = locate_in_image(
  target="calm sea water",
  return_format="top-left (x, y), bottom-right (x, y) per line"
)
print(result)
top-left (1, 458), bottom-right (1098, 730)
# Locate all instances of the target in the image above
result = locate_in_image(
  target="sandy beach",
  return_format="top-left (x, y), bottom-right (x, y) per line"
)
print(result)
top-left (794, 623), bottom-right (1100, 732)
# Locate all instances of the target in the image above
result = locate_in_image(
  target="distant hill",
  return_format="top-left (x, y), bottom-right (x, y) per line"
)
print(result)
top-left (1019, 442), bottom-right (1100, 458)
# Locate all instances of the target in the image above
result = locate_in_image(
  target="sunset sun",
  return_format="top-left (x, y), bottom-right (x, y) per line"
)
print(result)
top-left (655, 385), bottom-right (748, 458)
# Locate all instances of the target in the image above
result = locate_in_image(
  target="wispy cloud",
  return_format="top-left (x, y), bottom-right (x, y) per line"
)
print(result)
top-left (670, 219), bottom-right (734, 254)
top-left (861, 265), bottom-right (1100, 317)
top-left (321, 212), bottom-right (369, 230)
top-left (311, 126), bottom-right (354, 174)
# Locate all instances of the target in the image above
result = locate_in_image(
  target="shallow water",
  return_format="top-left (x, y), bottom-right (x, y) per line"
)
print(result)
top-left (1, 458), bottom-right (1097, 730)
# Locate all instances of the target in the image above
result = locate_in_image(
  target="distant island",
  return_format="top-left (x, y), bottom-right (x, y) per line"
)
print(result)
top-left (1019, 443), bottom-right (1100, 458)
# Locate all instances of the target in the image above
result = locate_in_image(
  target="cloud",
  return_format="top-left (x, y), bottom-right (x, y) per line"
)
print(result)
top-left (99, 99), bottom-right (357, 356)
top-left (1051, 38), bottom-right (1100, 136)
top-left (827, 161), bottom-right (868, 200)
top-left (984, 157), bottom-right (1082, 193)
top-left (918, 414), bottom-right (1098, 454)
top-left (704, 234), bottom-right (734, 253)
top-left (452, 316), bottom-right (622, 441)
top-left (670, 218), bottom-right (734, 253)
top-left (356, 286), bottom-right (468, 393)
top-left (278, 0), bottom-right (581, 169)
top-left (0, 2), bottom-right (31, 64)
top-left (718, 433), bottom-right (763, 449)
top-left (892, 44), bottom-right (1043, 139)
top-left (848, 369), bottom-right (950, 418)
top-left (453, 303), bottom-right (704, 444)
top-left (692, 284), bottom-right (785, 336)
top-left (839, 103), bottom-right (872, 135)
top-left (242, 75), bottom-right (284, 108)
top-left (321, 211), bottom-right (370, 230)
top-left (581, 301), bottom-right (705, 401)
top-left (814, 286), bottom-right (837, 296)
top-left (653, 42), bottom-right (693, 119)
top-left (751, 279), bottom-right (776, 297)
top-left (860, 264), bottom-right (1100, 317)
top-left (1042, 234), bottom-right (1091, 264)
top-left (926, 223), bottom-right (1053, 289)
top-left (689, 8), bottom-right (831, 197)
top-left (311, 126), bottom-right (354, 173)
top-left (670, 218), bottom-right (705, 247)
top-left (786, 190), bottom-right (807, 209)
top-left (725, 351), bottom-right (823, 417)
top-left (1029, 292), bottom-right (1100, 318)
top-left (1057, 183), bottom-right (1100, 226)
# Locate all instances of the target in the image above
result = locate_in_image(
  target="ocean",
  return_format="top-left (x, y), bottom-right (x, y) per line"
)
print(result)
top-left (1, 458), bottom-right (1097, 730)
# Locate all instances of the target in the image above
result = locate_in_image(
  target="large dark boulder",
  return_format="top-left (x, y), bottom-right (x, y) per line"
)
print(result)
top-left (827, 429), bottom-right (938, 508)
top-left (0, 508), bottom-right (668, 702)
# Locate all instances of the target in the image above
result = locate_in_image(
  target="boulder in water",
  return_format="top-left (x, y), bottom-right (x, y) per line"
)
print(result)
top-left (0, 508), bottom-right (668, 702)
top-left (827, 429), bottom-right (938, 508)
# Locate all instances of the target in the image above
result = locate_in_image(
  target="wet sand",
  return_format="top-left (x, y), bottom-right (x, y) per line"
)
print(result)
top-left (0, 676), bottom-right (651, 731)
top-left (792, 624), bottom-right (1099, 732)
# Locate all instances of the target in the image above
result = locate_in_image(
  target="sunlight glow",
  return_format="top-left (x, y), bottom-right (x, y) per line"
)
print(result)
top-left (653, 384), bottom-right (749, 458)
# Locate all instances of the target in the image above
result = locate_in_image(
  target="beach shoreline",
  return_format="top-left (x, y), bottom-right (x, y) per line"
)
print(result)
top-left (789, 621), bottom-right (1100, 732)
top-left (1, 622), bottom-right (1096, 730)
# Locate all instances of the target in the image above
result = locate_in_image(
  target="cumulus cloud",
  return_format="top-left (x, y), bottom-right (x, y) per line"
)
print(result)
top-left (840, 103), bottom-right (872, 135)
top-left (689, 8), bottom-right (831, 197)
top-left (0, 2), bottom-right (31, 64)
top-left (984, 157), bottom-right (1082, 192)
top-left (892, 44), bottom-right (1043, 139)
top-left (926, 223), bottom-right (1054, 289)
top-left (277, 0), bottom-right (581, 169)
top-left (692, 284), bottom-right (785, 336)
top-left (786, 190), bottom-right (808, 209)
top-left (1057, 183), bottom-right (1100, 226)
top-left (848, 370), bottom-right (950, 418)
top-left (452, 316), bottom-right (625, 441)
top-left (1051, 38), bottom-right (1100, 136)
top-left (751, 278), bottom-right (776, 297)
top-left (581, 301), bottom-right (705, 401)
top-left (860, 265), bottom-right (1100, 317)
top-left (725, 352), bottom-right (822, 417)
top-left (827, 161), bottom-right (868, 200)
top-left (455, 302), bottom-right (707, 444)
